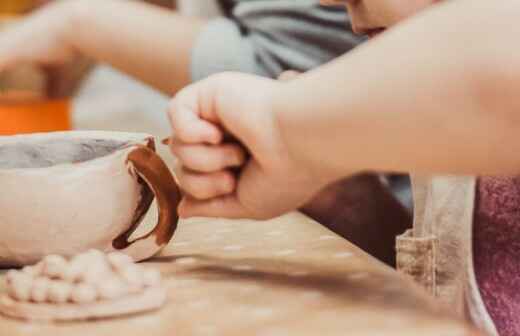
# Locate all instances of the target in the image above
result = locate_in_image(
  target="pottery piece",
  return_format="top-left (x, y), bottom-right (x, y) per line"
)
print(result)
top-left (0, 131), bottom-right (181, 266)
top-left (0, 250), bottom-right (167, 321)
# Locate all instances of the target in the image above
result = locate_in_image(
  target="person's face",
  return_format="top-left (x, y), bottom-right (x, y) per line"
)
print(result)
top-left (321, 0), bottom-right (437, 38)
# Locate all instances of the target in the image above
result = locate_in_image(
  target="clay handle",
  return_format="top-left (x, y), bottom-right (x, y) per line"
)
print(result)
top-left (114, 145), bottom-right (181, 261)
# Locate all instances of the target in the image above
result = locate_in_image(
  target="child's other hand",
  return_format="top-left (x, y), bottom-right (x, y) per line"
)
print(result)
top-left (0, 1), bottom-right (90, 97)
top-left (0, 2), bottom-right (77, 70)
top-left (167, 73), bottom-right (325, 220)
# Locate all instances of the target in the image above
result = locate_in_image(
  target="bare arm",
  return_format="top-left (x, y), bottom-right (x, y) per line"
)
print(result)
top-left (165, 0), bottom-right (520, 219)
top-left (0, 0), bottom-right (207, 95)
top-left (276, 0), bottom-right (520, 181)
top-left (67, 0), bottom-right (206, 94)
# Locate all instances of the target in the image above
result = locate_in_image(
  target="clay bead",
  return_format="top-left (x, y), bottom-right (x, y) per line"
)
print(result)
top-left (97, 277), bottom-right (127, 300)
top-left (31, 278), bottom-right (50, 303)
top-left (48, 281), bottom-right (73, 304)
top-left (107, 252), bottom-right (133, 271)
top-left (42, 255), bottom-right (68, 279)
top-left (64, 255), bottom-right (87, 283)
top-left (6, 272), bottom-right (33, 302)
top-left (71, 283), bottom-right (98, 304)
top-left (22, 263), bottom-right (43, 277)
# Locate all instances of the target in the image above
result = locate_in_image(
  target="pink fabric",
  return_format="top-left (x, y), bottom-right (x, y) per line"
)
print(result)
top-left (474, 176), bottom-right (520, 336)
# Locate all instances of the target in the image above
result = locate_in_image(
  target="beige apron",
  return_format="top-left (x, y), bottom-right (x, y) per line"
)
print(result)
top-left (397, 175), bottom-right (497, 335)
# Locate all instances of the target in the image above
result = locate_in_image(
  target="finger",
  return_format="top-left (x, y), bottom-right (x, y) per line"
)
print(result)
top-left (0, 55), bottom-right (16, 72)
top-left (177, 168), bottom-right (236, 200)
top-left (169, 140), bottom-right (247, 173)
top-left (168, 89), bottom-right (223, 145)
top-left (0, 41), bottom-right (20, 72)
top-left (178, 195), bottom-right (253, 219)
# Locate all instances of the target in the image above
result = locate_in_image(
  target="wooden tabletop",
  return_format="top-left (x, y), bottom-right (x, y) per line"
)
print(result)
top-left (0, 212), bottom-right (474, 336)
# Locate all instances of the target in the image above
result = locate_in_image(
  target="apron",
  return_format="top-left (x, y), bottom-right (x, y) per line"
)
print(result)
top-left (397, 175), bottom-right (498, 335)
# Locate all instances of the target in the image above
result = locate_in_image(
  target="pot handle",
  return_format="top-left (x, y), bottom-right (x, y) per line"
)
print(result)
top-left (113, 145), bottom-right (181, 261)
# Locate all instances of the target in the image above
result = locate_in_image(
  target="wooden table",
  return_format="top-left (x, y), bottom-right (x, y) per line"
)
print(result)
top-left (0, 213), bottom-right (475, 336)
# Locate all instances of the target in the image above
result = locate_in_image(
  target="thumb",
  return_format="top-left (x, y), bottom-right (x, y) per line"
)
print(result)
top-left (178, 159), bottom-right (267, 219)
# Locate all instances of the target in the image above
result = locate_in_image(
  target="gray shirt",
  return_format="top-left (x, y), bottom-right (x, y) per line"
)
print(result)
top-left (191, 0), bottom-right (363, 81)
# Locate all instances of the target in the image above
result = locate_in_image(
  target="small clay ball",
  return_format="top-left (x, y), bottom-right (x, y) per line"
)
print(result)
top-left (85, 250), bottom-right (106, 263)
top-left (7, 270), bottom-right (33, 284)
top-left (97, 277), bottom-right (127, 300)
top-left (82, 259), bottom-right (112, 285)
top-left (71, 283), bottom-right (98, 304)
top-left (48, 281), bottom-right (73, 304)
top-left (4, 251), bottom-right (164, 307)
top-left (118, 264), bottom-right (143, 288)
top-left (63, 256), bottom-right (87, 283)
top-left (5, 270), bottom-right (19, 285)
top-left (42, 255), bottom-right (68, 279)
top-left (107, 252), bottom-right (133, 271)
top-left (31, 278), bottom-right (51, 303)
top-left (142, 269), bottom-right (162, 287)
top-left (22, 263), bottom-right (43, 277)
top-left (6, 271), bottom-right (33, 302)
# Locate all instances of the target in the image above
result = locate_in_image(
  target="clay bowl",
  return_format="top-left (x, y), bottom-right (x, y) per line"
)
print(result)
top-left (0, 131), bottom-right (181, 267)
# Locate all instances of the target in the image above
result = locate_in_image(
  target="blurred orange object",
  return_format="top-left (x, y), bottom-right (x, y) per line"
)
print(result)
top-left (0, 91), bottom-right (71, 135)
top-left (0, 4), bottom-right (72, 135)
top-left (0, 0), bottom-right (36, 15)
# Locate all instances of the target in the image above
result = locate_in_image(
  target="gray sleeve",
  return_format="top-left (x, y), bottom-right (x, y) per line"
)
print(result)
top-left (191, 0), bottom-right (363, 81)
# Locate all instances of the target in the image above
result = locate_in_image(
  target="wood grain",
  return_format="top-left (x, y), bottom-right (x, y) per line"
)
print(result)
top-left (0, 213), bottom-right (475, 336)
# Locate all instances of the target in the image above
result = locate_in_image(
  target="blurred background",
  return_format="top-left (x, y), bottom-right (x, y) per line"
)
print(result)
top-left (0, 0), bottom-right (221, 164)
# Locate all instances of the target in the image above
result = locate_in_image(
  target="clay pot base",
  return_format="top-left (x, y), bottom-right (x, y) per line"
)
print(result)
top-left (0, 286), bottom-right (167, 322)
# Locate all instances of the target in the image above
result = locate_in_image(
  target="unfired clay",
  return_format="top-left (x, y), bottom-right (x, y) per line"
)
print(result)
top-left (0, 250), bottom-right (166, 321)
top-left (0, 131), bottom-right (181, 266)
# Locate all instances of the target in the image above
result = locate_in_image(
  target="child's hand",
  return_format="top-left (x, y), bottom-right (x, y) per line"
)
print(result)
top-left (167, 73), bottom-right (327, 220)
top-left (0, 2), bottom-right (77, 70)
top-left (0, 1), bottom-right (91, 97)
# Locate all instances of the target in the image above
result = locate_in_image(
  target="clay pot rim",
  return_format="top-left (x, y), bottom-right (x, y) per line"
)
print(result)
top-left (0, 130), bottom-right (154, 172)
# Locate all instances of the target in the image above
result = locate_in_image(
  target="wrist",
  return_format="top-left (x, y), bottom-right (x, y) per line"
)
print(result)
top-left (272, 82), bottom-right (340, 191)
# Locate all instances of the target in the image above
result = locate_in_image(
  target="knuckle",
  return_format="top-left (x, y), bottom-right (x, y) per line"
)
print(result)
top-left (191, 188), bottom-right (209, 200)
top-left (174, 127), bottom-right (192, 143)
top-left (184, 150), bottom-right (210, 172)
top-left (190, 177), bottom-right (214, 200)
top-left (217, 171), bottom-right (235, 193)
top-left (213, 151), bottom-right (228, 170)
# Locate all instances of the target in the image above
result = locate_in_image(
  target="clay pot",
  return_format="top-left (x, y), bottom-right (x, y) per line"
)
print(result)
top-left (0, 131), bottom-right (181, 267)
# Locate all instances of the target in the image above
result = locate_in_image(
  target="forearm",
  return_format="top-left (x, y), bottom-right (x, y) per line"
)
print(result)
top-left (276, 0), bottom-right (520, 181)
top-left (64, 0), bottom-right (206, 94)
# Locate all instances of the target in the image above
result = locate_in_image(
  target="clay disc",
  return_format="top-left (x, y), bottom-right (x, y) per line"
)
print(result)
top-left (0, 286), bottom-right (167, 322)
